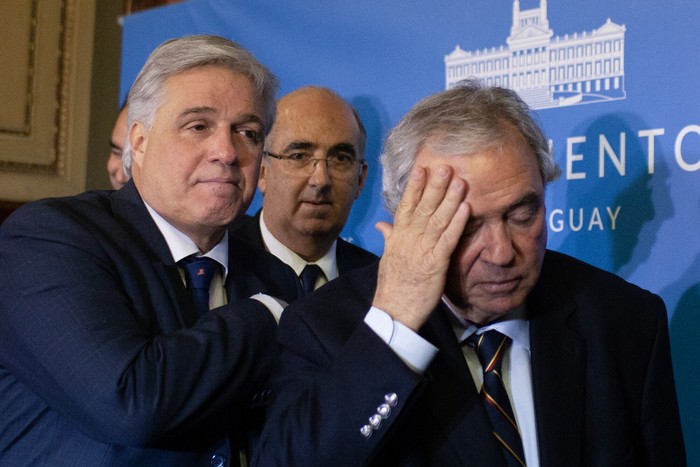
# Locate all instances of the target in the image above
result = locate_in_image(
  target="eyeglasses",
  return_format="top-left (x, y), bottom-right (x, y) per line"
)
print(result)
top-left (264, 151), bottom-right (364, 177)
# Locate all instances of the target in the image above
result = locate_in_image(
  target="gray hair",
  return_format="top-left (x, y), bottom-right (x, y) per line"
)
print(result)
top-left (122, 35), bottom-right (278, 176)
top-left (381, 79), bottom-right (560, 213)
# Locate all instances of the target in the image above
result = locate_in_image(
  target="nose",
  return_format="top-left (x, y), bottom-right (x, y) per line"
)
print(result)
top-left (307, 158), bottom-right (332, 187)
top-left (210, 127), bottom-right (238, 165)
top-left (479, 222), bottom-right (515, 266)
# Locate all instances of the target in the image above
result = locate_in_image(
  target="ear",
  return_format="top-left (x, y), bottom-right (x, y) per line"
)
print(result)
top-left (257, 158), bottom-right (268, 194)
top-left (129, 121), bottom-right (148, 167)
top-left (355, 162), bottom-right (368, 199)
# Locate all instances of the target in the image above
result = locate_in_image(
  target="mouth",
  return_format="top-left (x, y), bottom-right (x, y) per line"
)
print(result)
top-left (200, 177), bottom-right (240, 187)
top-left (300, 198), bottom-right (332, 206)
top-left (476, 277), bottom-right (520, 294)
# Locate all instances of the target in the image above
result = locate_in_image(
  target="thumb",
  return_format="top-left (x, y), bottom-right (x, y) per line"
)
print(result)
top-left (375, 221), bottom-right (394, 241)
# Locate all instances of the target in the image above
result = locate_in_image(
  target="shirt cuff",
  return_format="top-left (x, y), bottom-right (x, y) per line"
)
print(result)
top-left (364, 306), bottom-right (438, 374)
top-left (250, 293), bottom-right (287, 323)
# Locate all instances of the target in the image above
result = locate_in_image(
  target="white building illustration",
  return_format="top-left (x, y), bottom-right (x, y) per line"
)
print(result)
top-left (444, 0), bottom-right (626, 110)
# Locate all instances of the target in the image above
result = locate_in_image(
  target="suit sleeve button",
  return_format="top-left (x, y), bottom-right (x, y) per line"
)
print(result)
top-left (377, 403), bottom-right (391, 418)
top-left (384, 392), bottom-right (398, 407)
top-left (210, 454), bottom-right (226, 467)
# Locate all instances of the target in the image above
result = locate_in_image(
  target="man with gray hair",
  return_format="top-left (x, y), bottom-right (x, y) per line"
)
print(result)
top-left (252, 80), bottom-right (685, 466)
top-left (0, 35), bottom-right (299, 466)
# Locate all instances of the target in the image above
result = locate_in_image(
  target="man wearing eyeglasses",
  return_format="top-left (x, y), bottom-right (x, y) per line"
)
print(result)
top-left (233, 86), bottom-right (377, 294)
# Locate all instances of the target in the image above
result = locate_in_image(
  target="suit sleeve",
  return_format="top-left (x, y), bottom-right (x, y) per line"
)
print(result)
top-left (0, 201), bottom-right (277, 448)
top-left (250, 298), bottom-right (426, 467)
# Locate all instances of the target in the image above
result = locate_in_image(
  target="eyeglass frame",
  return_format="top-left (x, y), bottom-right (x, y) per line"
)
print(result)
top-left (263, 150), bottom-right (365, 177)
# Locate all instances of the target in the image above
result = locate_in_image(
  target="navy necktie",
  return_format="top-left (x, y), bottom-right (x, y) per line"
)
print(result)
top-left (466, 330), bottom-right (526, 467)
top-left (181, 256), bottom-right (219, 317)
top-left (299, 264), bottom-right (322, 295)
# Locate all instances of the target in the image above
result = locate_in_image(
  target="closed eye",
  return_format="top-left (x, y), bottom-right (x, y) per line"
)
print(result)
top-left (460, 220), bottom-right (482, 240)
top-left (508, 205), bottom-right (538, 226)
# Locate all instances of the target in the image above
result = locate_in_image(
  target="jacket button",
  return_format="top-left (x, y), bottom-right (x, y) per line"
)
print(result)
top-left (369, 414), bottom-right (382, 429)
top-left (360, 424), bottom-right (373, 438)
top-left (210, 454), bottom-right (226, 467)
top-left (377, 403), bottom-right (391, 419)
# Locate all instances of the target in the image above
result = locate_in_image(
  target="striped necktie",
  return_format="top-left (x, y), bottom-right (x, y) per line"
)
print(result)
top-left (466, 330), bottom-right (526, 467)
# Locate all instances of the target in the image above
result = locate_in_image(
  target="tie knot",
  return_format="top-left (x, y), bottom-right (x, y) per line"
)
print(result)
top-left (465, 330), bottom-right (510, 373)
top-left (300, 264), bottom-right (323, 295)
top-left (181, 256), bottom-right (220, 291)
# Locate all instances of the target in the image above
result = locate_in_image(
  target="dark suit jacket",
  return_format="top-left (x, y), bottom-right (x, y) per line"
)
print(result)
top-left (251, 250), bottom-right (686, 466)
top-left (230, 210), bottom-right (378, 280)
top-left (0, 181), bottom-right (300, 467)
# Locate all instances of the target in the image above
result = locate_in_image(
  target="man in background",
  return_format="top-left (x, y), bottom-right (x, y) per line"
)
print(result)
top-left (233, 86), bottom-right (377, 294)
top-left (107, 103), bottom-right (130, 189)
top-left (0, 35), bottom-right (298, 466)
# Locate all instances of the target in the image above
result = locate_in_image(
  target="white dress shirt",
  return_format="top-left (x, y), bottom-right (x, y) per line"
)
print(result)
top-left (145, 202), bottom-right (228, 309)
top-left (144, 203), bottom-right (283, 319)
top-left (258, 210), bottom-right (337, 290)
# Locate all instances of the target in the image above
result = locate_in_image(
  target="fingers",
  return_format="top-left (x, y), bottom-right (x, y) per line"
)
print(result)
top-left (392, 167), bottom-right (428, 228)
top-left (435, 200), bottom-right (470, 260)
top-left (421, 172), bottom-right (468, 250)
top-left (371, 164), bottom-right (470, 331)
top-left (393, 164), bottom-right (468, 253)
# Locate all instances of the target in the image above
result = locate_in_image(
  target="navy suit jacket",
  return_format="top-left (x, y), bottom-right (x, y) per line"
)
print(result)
top-left (0, 182), bottom-right (300, 466)
top-left (252, 250), bottom-right (686, 466)
top-left (231, 210), bottom-right (378, 279)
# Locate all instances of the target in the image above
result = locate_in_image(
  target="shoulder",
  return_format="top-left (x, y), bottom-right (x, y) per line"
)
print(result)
top-left (336, 238), bottom-right (379, 271)
top-left (1, 190), bottom-right (118, 239)
top-left (534, 250), bottom-right (666, 325)
top-left (229, 212), bottom-right (263, 247)
top-left (541, 250), bottom-right (658, 298)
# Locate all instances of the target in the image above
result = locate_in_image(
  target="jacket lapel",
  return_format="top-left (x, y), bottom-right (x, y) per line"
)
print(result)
top-left (226, 234), bottom-right (301, 304)
top-left (527, 267), bottom-right (585, 467)
top-left (420, 306), bottom-right (507, 466)
top-left (112, 182), bottom-right (194, 328)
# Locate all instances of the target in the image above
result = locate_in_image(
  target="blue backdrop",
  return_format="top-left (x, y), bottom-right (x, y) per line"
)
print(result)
top-left (121, 1), bottom-right (699, 461)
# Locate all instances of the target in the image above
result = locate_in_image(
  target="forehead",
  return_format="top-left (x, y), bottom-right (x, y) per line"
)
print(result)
top-left (158, 66), bottom-right (262, 119)
top-left (112, 108), bottom-right (128, 140)
top-left (271, 92), bottom-right (361, 147)
top-left (416, 134), bottom-right (544, 212)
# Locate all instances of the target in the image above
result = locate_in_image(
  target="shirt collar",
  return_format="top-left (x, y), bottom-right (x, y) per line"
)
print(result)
top-left (143, 201), bottom-right (229, 278)
top-left (441, 294), bottom-right (530, 351)
top-left (259, 209), bottom-right (338, 280)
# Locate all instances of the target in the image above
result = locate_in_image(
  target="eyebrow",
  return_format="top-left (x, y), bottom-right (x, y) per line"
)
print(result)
top-left (506, 192), bottom-right (543, 213)
top-left (176, 107), bottom-right (264, 127)
top-left (469, 191), bottom-right (543, 222)
top-left (282, 140), bottom-right (358, 157)
top-left (177, 106), bottom-right (216, 120)
top-left (109, 141), bottom-right (122, 151)
top-left (282, 140), bottom-right (314, 152)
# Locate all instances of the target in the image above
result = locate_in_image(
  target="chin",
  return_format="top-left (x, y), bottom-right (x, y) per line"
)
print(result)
top-left (297, 220), bottom-right (338, 236)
